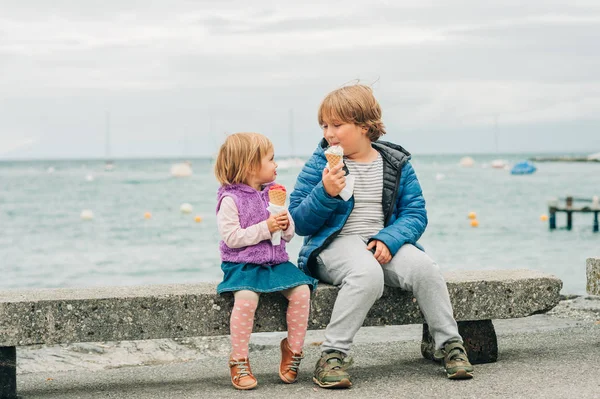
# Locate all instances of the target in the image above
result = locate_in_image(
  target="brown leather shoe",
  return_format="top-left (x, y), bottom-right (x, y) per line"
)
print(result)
top-left (229, 356), bottom-right (258, 390)
top-left (279, 338), bottom-right (304, 383)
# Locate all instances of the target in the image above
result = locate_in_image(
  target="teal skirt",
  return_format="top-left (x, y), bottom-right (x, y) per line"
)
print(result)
top-left (217, 261), bottom-right (318, 294)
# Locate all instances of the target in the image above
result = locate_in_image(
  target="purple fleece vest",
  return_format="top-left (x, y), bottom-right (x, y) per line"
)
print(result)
top-left (216, 183), bottom-right (289, 265)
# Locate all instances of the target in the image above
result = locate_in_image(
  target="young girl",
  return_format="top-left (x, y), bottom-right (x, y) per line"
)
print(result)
top-left (289, 85), bottom-right (474, 388)
top-left (214, 132), bottom-right (318, 390)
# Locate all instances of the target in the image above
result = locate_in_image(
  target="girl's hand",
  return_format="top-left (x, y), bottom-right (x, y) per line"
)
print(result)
top-left (276, 211), bottom-right (289, 230)
top-left (266, 214), bottom-right (282, 233)
top-left (322, 161), bottom-right (346, 197)
top-left (367, 240), bottom-right (392, 264)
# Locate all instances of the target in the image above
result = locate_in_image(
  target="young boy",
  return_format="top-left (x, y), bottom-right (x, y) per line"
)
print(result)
top-left (289, 84), bottom-right (474, 388)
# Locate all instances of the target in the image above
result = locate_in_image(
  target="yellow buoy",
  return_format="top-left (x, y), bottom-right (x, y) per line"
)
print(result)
top-left (540, 214), bottom-right (549, 221)
top-left (468, 212), bottom-right (477, 220)
top-left (470, 219), bottom-right (479, 227)
top-left (194, 215), bottom-right (203, 223)
top-left (144, 212), bottom-right (152, 219)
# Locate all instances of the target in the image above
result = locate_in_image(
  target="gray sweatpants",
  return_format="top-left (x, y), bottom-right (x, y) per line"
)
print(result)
top-left (315, 235), bottom-right (461, 354)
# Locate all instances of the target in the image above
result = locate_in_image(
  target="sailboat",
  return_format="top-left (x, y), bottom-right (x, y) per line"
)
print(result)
top-left (170, 161), bottom-right (192, 177)
top-left (277, 109), bottom-right (305, 169)
top-left (104, 111), bottom-right (115, 171)
top-left (490, 116), bottom-right (508, 169)
top-left (170, 128), bottom-right (193, 177)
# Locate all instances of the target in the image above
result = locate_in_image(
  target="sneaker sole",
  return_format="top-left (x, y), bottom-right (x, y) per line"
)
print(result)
top-left (279, 370), bottom-right (298, 384)
top-left (313, 377), bottom-right (352, 389)
top-left (232, 381), bottom-right (258, 390)
top-left (447, 369), bottom-right (474, 380)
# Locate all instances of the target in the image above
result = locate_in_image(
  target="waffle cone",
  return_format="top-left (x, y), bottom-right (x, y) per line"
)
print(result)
top-left (325, 153), bottom-right (343, 167)
top-left (269, 189), bottom-right (286, 206)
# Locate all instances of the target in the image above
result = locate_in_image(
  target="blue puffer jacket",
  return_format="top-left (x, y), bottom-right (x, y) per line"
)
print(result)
top-left (289, 138), bottom-right (427, 276)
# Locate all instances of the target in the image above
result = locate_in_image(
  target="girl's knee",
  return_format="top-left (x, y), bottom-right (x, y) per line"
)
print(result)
top-left (233, 290), bottom-right (260, 302)
top-left (283, 284), bottom-right (311, 300)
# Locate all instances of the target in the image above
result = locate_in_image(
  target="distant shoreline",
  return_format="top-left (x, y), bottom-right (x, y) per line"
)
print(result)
top-left (529, 156), bottom-right (600, 163)
top-left (1, 152), bottom-right (598, 163)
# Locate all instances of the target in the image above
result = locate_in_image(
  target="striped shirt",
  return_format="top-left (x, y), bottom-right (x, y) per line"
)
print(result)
top-left (339, 153), bottom-right (384, 238)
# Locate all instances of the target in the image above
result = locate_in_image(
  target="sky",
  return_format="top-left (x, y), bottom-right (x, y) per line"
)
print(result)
top-left (1, 0), bottom-right (599, 159)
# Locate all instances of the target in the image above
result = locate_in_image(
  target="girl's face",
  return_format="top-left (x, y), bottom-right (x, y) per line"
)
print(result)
top-left (321, 118), bottom-right (369, 155)
top-left (253, 148), bottom-right (277, 185)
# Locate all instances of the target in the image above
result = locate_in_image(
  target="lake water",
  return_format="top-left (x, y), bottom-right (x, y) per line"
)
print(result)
top-left (1, 154), bottom-right (598, 294)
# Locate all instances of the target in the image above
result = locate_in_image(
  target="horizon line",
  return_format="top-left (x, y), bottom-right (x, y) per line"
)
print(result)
top-left (0, 150), bottom-right (596, 163)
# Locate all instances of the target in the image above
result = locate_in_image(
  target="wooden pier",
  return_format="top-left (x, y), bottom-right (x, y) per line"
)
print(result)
top-left (548, 196), bottom-right (600, 232)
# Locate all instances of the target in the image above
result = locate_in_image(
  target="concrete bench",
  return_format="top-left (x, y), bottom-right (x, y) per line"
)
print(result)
top-left (587, 257), bottom-right (600, 295)
top-left (0, 269), bottom-right (561, 398)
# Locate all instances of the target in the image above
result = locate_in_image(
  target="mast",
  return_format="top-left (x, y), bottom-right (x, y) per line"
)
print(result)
top-left (105, 111), bottom-right (111, 160)
top-left (289, 108), bottom-right (295, 157)
top-left (494, 115), bottom-right (499, 153)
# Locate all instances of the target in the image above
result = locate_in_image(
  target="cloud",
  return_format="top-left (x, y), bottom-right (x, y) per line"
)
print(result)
top-left (0, 0), bottom-right (599, 157)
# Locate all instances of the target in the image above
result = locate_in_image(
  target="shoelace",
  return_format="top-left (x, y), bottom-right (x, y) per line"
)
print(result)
top-left (231, 360), bottom-right (250, 377)
top-left (288, 354), bottom-right (303, 372)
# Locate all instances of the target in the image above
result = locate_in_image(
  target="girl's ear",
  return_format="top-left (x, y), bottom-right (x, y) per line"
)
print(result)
top-left (248, 163), bottom-right (259, 177)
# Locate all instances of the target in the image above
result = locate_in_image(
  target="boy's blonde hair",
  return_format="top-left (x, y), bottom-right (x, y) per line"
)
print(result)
top-left (214, 132), bottom-right (273, 185)
top-left (318, 84), bottom-right (386, 141)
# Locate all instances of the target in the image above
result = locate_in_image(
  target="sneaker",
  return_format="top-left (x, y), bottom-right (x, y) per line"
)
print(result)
top-left (279, 338), bottom-right (304, 383)
top-left (229, 356), bottom-right (258, 390)
top-left (442, 341), bottom-right (474, 379)
top-left (313, 350), bottom-right (353, 389)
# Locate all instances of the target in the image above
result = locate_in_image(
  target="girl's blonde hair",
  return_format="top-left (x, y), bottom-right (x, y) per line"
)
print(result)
top-left (318, 84), bottom-right (386, 141)
top-left (214, 132), bottom-right (273, 185)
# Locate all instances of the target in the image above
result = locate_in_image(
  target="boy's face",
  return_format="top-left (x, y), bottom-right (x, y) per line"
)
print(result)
top-left (321, 118), bottom-right (369, 155)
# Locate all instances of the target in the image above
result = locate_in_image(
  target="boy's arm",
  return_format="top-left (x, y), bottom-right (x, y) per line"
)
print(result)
top-left (370, 162), bottom-right (428, 256)
top-left (217, 197), bottom-right (272, 248)
top-left (289, 155), bottom-right (340, 236)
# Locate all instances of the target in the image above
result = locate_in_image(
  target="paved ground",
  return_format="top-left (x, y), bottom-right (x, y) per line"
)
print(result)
top-left (15, 297), bottom-right (600, 398)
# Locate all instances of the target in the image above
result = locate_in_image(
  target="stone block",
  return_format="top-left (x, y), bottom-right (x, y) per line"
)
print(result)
top-left (421, 320), bottom-right (498, 365)
top-left (586, 258), bottom-right (600, 295)
top-left (0, 269), bottom-right (562, 347)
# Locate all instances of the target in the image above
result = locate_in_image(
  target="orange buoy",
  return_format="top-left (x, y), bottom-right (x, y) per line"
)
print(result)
top-left (194, 215), bottom-right (203, 223)
top-left (468, 212), bottom-right (477, 220)
top-left (470, 219), bottom-right (479, 227)
top-left (540, 214), bottom-right (549, 221)
top-left (144, 212), bottom-right (152, 219)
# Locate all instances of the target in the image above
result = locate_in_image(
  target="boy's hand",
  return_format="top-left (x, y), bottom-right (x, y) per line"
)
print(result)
top-left (322, 161), bottom-right (346, 197)
top-left (266, 214), bottom-right (282, 233)
top-left (367, 240), bottom-right (392, 264)
top-left (276, 211), bottom-right (289, 230)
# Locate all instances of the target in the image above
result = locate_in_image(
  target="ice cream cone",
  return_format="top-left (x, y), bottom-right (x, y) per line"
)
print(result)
top-left (324, 145), bottom-right (344, 168)
top-left (325, 153), bottom-right (343, 167)
top-left (269, 189), bottom-right (286, 206)
top-left (269, 184), bottom-right (287, 206)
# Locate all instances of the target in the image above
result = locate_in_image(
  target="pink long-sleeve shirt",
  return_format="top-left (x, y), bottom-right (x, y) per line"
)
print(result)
top-left (217, 196), bottom-right (295, 248)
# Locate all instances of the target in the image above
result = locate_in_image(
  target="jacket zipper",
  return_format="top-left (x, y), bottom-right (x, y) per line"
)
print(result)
top-left (258, 189), bottom-right (277, 265)
top-left (382, 152), bottom-right (404, 226)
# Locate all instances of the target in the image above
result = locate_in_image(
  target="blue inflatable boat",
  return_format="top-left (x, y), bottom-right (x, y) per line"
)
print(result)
top-left (511, 161), bottom-right (537, 175)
